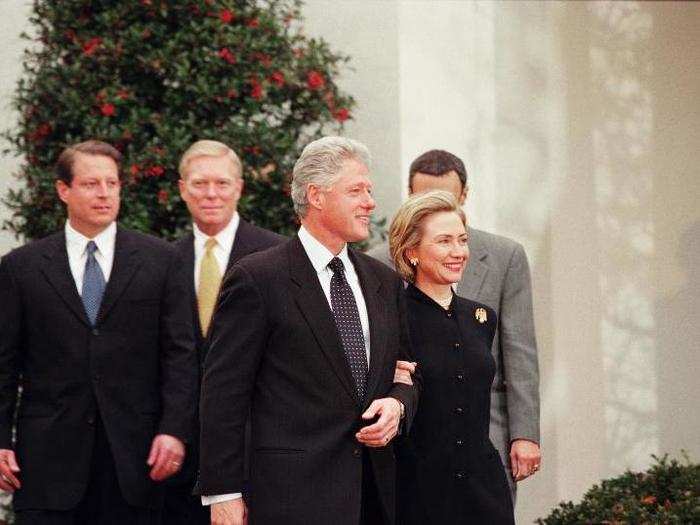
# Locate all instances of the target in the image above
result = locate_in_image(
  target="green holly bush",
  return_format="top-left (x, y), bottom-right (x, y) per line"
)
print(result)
top-left (2, 0), bottom-right (355, 241)
top-left (537, 454), bottom-right (699, 524)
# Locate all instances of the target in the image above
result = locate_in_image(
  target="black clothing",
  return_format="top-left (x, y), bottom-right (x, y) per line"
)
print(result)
top-left (0, 228), bottom-right (197, 512)
top-left (397, 285), bottom-right (514, 525)
top-left (198, 237), bottom-right (421, 525)
top-left (16, 417), bottom-right (160, 525)
top-left (164, 220), bottom-right (285, 525)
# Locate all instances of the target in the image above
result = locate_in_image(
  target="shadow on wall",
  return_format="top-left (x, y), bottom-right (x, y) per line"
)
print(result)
top-left (657, 221), bottom-right (700, 460)
top-left (588, 1), bottom-right (659, 475)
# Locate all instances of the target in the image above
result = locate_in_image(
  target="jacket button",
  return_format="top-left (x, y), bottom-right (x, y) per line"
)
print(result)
top-left (456, 373), bottom-right (465, 381)
top-left (353, 448), bottom-right (362, 458)
top-left (93, 373), bottom-right (100, 382)
top-left (453, 342), bottom-right (460, 349)
top-left (455, 470), bottom-right (466, 479)
top-left (455, 407), bottom-right (464, 415)
top-left (92, 328), bottom-right (100, 336)
top-left (87, 417), bottom-right (95, 426)
top-left (456, 439), bottom-right (464, 446)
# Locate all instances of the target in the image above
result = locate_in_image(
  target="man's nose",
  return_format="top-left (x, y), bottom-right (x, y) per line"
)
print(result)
top-left (96, 181), bottom-right (109, 196)
top-left (364, 192), bottom-right (376, 210)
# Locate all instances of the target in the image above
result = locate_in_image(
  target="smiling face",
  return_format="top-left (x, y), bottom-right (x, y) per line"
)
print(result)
top-left (309, 157), bottom-right (376, 251)
top-left (56, 152), bottom-right (121, 238)
top-left (408, 210), bottom-right (469, 287)
top-left (179, 154), bottom-right (243, 236)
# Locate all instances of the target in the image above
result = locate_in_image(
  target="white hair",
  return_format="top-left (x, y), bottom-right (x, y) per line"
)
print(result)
top-left (291, 136), bottom-right (371, 217)
top-left (178, 139), bottom-right (243, 179)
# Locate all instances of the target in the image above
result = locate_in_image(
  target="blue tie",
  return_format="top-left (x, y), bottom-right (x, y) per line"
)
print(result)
top-left (82, 241), bottom-right (106, 326)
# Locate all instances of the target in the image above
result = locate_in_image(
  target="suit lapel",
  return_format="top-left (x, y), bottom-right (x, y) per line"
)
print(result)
top-left (226, 220), bottom-right (254, 271)
top-left (96, 228), bottom-right (142, 323)
top-left (349, 250), bottom-right (386, 406)
top-left (288, 238), bottom-right (358, 405)
top-left (458, 228), bottom-right (489, 299)
top-left (40, 233), bottom-right (91, 327)
top-left (179, 232), bottom-right (203, 341)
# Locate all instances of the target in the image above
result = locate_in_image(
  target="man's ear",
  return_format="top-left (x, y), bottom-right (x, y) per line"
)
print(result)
top-left (306, 184), bottom-right (325, 211)
top-left (460, 186), bottom-right (469, 205)
top-left (234, 176), bottom-right (244, 199)
top-left (56, 180), bottom-right (70, 205)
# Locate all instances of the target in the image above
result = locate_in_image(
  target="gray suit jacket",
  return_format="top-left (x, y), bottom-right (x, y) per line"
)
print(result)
top-left (367, 227), bottom-right (540, 465)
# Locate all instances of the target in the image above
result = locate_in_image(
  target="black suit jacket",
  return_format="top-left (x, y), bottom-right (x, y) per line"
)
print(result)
top-left (0, 227), bottom-right (198, 510)
top-left (169, 220), bottom-right (285, 487)
top-left (198, 236), bottom-right (421, 525)
top-left (173, 219), bottom-right (286, 366)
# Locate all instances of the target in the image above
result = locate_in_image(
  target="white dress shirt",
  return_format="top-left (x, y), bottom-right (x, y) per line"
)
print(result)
top-left (65, 220), bottom-right (117, 294)
top-left (192, 213), bottom-right (240, 291)
top-left (297, 225), bottom-right (371, 362)
top-left (201, 225), bottom-right (372, 506)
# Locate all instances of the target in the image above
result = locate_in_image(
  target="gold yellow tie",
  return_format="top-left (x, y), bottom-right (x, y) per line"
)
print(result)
top-left (198, 237), bottom-right (222, 336)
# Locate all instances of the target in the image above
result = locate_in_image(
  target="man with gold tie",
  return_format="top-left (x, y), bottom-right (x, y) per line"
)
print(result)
top-left (165, 140), bottom-right (284, 524)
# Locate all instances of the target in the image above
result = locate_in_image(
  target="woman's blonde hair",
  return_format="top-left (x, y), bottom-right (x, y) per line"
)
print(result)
top-left (389, 190), bottom-right (466, 282)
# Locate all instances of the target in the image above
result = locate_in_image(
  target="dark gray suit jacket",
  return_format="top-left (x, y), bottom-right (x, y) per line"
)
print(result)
top-left (368, 227), bottom-right (540, 473)
top-left (199, 237), bottom-right (421, 524)
top-left (0, 228), bottom-right (198, 510)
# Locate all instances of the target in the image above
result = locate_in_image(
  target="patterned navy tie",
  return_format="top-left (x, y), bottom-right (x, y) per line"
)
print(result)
top-left (328, 257), bottom-right (368, 401)
top-left (82, 241), bottom-right (106, 326)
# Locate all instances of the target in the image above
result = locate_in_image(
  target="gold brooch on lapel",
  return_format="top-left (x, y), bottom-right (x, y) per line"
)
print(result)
top-left (475, 307), bottom-right (487, 324)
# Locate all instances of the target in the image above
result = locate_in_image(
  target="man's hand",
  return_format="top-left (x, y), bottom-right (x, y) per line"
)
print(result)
top-left (147, 434), bottom-right (185, 481)
top-left (211, 498), bottom-right (248, 525)
top-left (510, 439), bottom-right (541, 481)
top-left (393, 360), bottom-right (416, 385)
top-left (356, 397), bottom-right (402, 447)
top-left (0, 449), bottom-right (20, 492)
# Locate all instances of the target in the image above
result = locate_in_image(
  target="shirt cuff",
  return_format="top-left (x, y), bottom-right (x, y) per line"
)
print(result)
top-left (201, 492), bottom-right (242, 506)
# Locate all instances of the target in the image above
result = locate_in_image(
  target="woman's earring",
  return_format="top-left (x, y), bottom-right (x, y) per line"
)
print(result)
top-left (410, 258), bottom-right (418, 266)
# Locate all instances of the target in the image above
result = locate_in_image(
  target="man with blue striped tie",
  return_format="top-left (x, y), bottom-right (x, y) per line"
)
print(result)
top-left (0, 140), bottom-right (198, 524)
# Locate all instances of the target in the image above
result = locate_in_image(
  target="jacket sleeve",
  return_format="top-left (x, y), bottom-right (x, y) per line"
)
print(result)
top-left (157, 249), bottom-right (198, 443)
top-left (500, 244), bottom-right (540, 444)
top-left (197, 264), bottom-right (267, 496)
top-left (387, 276), bottom-right (421, 432)
top-left (0, 254), bottom-right (22, 449)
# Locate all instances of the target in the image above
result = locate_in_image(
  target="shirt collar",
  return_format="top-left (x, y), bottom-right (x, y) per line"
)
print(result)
top-left (65, 220), bottom-right (117, 257)
top-left (193, 212), bottom-right (240, 249)
top-left (297, 225), bottom-right (351, 274)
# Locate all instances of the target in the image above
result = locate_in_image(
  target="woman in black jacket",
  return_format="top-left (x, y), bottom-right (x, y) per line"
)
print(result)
top-left (389, 190), bottom-right (514, 525)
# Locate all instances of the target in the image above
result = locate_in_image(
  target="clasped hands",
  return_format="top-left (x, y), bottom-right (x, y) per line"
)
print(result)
top-left (355, 359), bottom-right (416, 447)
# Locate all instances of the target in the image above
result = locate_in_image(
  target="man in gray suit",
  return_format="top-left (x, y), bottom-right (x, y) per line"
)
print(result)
top-left (368, 149), bottom-right (540, 499)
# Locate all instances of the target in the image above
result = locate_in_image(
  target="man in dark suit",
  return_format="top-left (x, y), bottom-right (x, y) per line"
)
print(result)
top-left (0, 140), bottom-right (197, 524)
top-left (368, 149), bottom-right (541, 500)
top-left (198, 136), bottom-right (421, 525)
top-left (163, 140), bottom-right (284, 524)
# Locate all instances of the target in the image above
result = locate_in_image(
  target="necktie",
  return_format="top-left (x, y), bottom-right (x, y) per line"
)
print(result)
top-left (328, 257), bottom-right (368, 401)
top-left (82, 241), bottom-right (106, 326)
top-left (198, 237), bottom-right (222, 336)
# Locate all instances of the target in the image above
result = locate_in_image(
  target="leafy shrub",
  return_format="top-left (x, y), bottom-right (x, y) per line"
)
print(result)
top-left (537, 454), bottom-right (699, 524)
top-left (2, 0), bottom-right (355, 241)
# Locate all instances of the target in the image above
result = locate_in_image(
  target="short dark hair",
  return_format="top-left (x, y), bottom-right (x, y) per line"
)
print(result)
top-left (408, 149), bottom-right (467, 190)
top-left (55, 140), bottom-right (123, 185)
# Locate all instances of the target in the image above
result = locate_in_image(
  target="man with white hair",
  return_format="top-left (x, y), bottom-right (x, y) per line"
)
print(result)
top-left (198, 136), bottom-right (421, 525)
top-left (164, 140), bottom-right (284, 524)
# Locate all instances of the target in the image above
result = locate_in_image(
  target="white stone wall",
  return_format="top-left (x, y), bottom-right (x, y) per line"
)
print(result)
top-left (2, 1), bottom-right (699, 523)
